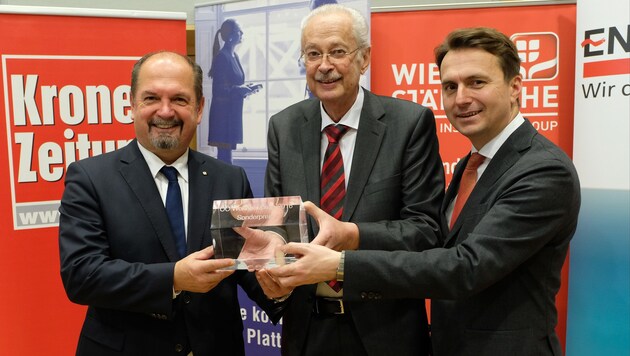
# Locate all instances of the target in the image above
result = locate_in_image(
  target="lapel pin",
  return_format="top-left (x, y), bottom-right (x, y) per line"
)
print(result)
top-left (202, 171), bottom-right (208, 176)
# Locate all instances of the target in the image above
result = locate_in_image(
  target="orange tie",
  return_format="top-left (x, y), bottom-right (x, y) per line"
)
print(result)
top-left (450, 153), bottom-right (485, 229)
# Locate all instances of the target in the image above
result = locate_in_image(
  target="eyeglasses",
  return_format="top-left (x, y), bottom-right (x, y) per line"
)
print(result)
top-left (299, 48), bottom-right (361, 65)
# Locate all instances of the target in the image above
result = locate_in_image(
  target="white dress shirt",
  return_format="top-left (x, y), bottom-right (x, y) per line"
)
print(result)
top-left (137, 141), bottom-right (190, 240)
top-left (316, 88), bottom-right (365, 297)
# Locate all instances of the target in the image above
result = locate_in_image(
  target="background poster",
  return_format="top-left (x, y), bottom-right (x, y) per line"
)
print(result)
top-left (567, 0), bottom-right (629, 354)
top-left (195, 1), bottom-right (370, 355)
top-left (0, 6), bottom-right (185, 354)
top-left (195, 0), bottom-right (370, 197)
top-left (371, 4), bottom-right (576, 185)
top-left (195, 0), bottom-right (370, 356)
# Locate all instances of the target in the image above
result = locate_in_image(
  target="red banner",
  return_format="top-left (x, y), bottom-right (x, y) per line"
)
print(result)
top-left (372, 4), bottom-right (576, 182)
top-left (372, 3), bottom-right (576, 349)
top-left (0, 7), bottom-right (185, 354)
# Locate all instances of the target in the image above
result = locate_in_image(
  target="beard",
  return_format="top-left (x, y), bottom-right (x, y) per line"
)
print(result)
top-left (148, 117), bottom-right (182, 150)
top-left (150, 134), bottom-right (179, 150)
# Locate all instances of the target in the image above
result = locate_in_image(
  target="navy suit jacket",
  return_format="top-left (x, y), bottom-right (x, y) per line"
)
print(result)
top-left (343, 119), bottom-right (580, 356)
top-left (59, 140), bottom-right (281, 356)
top-left (265, 89), bottom-right (444, 356)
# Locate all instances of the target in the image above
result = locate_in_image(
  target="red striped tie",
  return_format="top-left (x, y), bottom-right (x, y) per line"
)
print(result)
top-left (321, 124), bottom-right (349, 292)
top-left (321, 124), bottom-right (349, 220)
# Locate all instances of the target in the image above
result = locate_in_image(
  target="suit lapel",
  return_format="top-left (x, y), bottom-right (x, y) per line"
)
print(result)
top-left (473, 119), bottom-right (536, 197)
top-left (444, 157), bottom-right (465, 213)
top-left (118, 141), bottom-right (181, 262)
top-left (443, 155), bottom-right (468, 245)
top-left (187, 151), bottom-right (212, 253)
top-left (444, 120), bottom-right (537, 245)
top-left (300, 101), bottom-right (323, 238)
top-left (343, 90), bottom-right (386, 221)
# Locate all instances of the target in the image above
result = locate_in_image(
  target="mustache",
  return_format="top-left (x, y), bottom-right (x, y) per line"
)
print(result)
top-left (315, 72), bottom-right (341, 82)
top-left (149, 117), bottom-right (183, 127)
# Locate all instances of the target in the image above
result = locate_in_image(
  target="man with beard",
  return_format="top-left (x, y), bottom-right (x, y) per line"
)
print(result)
top-left (256, 4), bottom-right (444, 356)
top-left (59, 51), bottom-right (282, 356)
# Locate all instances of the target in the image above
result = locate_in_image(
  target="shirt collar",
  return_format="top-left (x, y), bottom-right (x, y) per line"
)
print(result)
top-left (136, 141), bottom-right (189, 182)
top-left (474, 112), bottom-right (525, 159)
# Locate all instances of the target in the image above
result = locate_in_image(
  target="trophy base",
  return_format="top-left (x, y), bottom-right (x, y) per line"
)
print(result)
top-left (221, 256), bottom-right (298, 270)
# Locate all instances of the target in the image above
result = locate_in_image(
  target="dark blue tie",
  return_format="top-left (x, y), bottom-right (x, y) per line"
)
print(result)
top-left (161, 166), bottom-right (186, 258)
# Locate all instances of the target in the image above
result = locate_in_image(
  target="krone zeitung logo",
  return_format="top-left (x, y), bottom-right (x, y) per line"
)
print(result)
top-left (2, 55), bottom-right (137, 230)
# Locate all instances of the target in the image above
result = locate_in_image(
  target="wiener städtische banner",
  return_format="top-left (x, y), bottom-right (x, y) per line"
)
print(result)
top-left (567, 0), bottom-right (629, 355)
top-left (371, 3), bottom-right (576, 349)
top-left (0, 6), bottom-right (186, 354)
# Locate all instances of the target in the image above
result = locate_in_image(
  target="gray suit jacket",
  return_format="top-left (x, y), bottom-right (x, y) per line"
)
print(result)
top-left (265, 89), bottom-right (444, 356)
top-left (59, 140), bottom-right (282, 356)
top-left (343, 120), bottom-right (581, 356)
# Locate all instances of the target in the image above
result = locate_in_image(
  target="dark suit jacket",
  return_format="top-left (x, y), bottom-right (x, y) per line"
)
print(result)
top-left (342, 119), bottom-right (581, 356)
top-left (59, 140), bottom-right (281, 356)
top-left (265, 89), bottom-right (444, 356)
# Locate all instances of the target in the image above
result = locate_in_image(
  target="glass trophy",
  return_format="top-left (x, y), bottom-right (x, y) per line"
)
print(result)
top-left (211, 196), bottom-right (308, 270)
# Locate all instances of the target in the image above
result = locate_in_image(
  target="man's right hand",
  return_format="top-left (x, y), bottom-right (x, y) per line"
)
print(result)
top-left (173, 246), bottom-right (235, 293)
top-left (305, 201), bottom-right (360, 251)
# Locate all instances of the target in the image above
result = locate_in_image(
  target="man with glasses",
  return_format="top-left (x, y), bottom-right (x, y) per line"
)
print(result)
top-left (257, 4), bottom-right (444, 356)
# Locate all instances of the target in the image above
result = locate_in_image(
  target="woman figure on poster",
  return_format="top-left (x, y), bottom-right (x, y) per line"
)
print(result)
top-left (208, 19), bottom-right (261, 163)
top-left (300, 0), bottom-right (338, 99)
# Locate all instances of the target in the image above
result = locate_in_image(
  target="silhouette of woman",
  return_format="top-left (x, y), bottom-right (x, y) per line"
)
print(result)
top-left (309, 0), bottom-right (337, 10)
top-left (208, 19), bottom-right (261, 163)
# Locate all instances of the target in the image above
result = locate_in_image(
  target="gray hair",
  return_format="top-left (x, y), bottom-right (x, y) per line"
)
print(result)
top-left (301, 4), bottom-right (370, 50)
